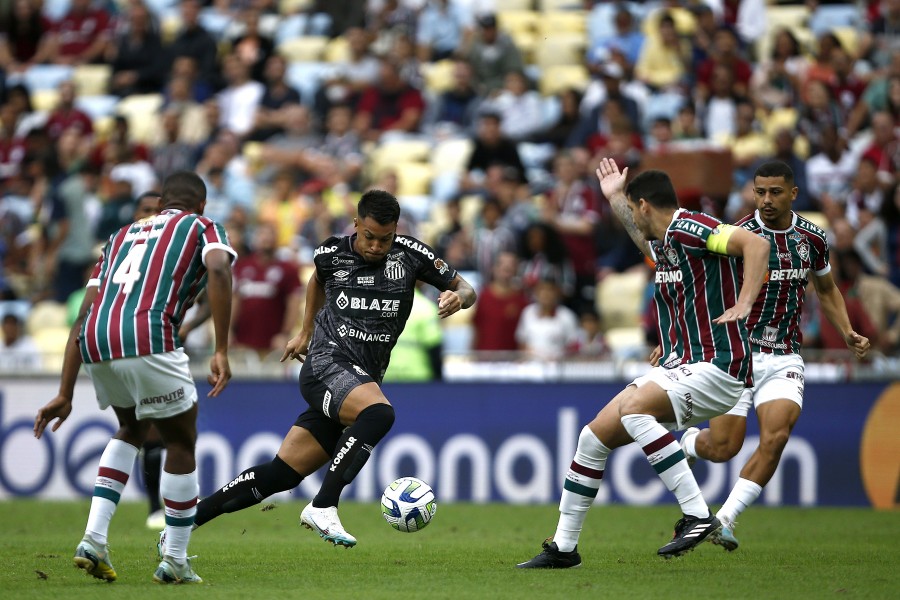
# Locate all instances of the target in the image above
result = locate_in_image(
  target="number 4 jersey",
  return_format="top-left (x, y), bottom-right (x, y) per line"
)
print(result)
top-left (80, 208), bottom-right (235, 363)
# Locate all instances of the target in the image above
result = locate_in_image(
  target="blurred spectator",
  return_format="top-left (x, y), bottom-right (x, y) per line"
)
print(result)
top-left (229, 8), bottom-right (274, 83)
top-left (588, 5), bottom-right (644, 70)
top-left (515, 278), bottom-right (580, 360)
top-left (574, 308), bottom-right (606, 357)
top-left (217, 53), bottom-right (265, 138)
top-left (318, 103), bottom-right (364, 185)
top-left (804, 31), bottom-right (842, 91)
top-left (168, 56), bottom-right (213, 104)
top-left (486, 70), bottom-right (544, 142)
top-left (161, 73), bottom-right (210, 144)
top-left (314, 27), bottom-right (379, 119)
top-left (471, 251), bottom-right (529, 353)
top-left (169, 0), bottom-right (219, 88)
top-left (0, 0), bottom-right (53, 72)
top-left (721, 0), bottom-right (767, 45)
top-left (541, 151), bottom-right (600, 311)
top-left (231, 221), bottom-right (303, 357)
top-left (829, 47), bottom-right (867, 122)
top-left (532, 88), bottom-right (582, 149)
top-left (634, 12), bottom-right (691, 91)
top-left (0, 102), bottom-right (26, 180)
top-left (195, 133), bottom-right (255, 224)
top-left (416, 0), bottom-right (466, 62)
top-left (90, 114), bottom-right (150, 171)
top-left (518, 222), bottom-right (575, 302)
top-left (108, 0), bottom-right (166, 97)
top-left (307, 0), bottom-right (366, 38)
top-left (673, 101), bottom-right (702, 140)
top-left (107, 140), bottom-right (158, 204)
top-left (387, 33), bottom-right (424, 92)
top-left (569, 63), bottom-right (641, 148)
top-left (383, 286), bottom-right (443, 381)
top-left (583, 96), bottom-right (644, 169)
top-left (95, 172), bottom-right (136, 240)
top-left (880, 182), bottom-right (900, 287)
top-left (53, 160), bottom-right (101, 302)
top-left (45, 0), bottom-right (113, 66)
top-left (354, 58), bottom-right (425, 142)
top-left (718, 101), bottom-right (773, 187)
top-left (806, 124), bottom-right (857, 210)
top-left (749, 28), bottom-right (807, 110)
top-left (470, 197), bottom-right (517, 285)
top-left (0, 172), bottom-right (32, 298)
top-left (367, 0), bottom-right (417, 56)
top-left (695, 26), bottom-right (752, 102)
top-left (797, 79), bottom-right (843, 156)
top-left (257, 169), bottom-right (309, 250)
top-left (769, 128), bottom-right (812, 211)
top-left (464, 13), bottom-right (524, 95)
top-left (45, 81), bottom-right (93, 141)
top-left (427, 59), bottom-right (481, 135)
top-left (152, 109), bottom-right (197, 180)
top-left (861, 0), bottom-right (900, 71)
top-left (848, 56), bottom-right (900, 136)
top-left (0, 312), bottom-right (40, 371)
top-left (860, 111), bottom-right (900, 188)
top-left (842, 157), bottom-right (886, 229)
top-left (646, 116), bottom-right (674, 153)
top-left (248, 54), bottom-right (302, 141)
top-left (461, 111), bottom-right (525, 195)
top-left (698, 63), bottom-right (743, 139)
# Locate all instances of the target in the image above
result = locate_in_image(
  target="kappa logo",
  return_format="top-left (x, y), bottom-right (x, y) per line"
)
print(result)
top-left (336, 291), bottom-right (350, 309)
top-left (334, 270), bottom-right (350, 280)
top-left (322, 390), bottom-right (332, 416)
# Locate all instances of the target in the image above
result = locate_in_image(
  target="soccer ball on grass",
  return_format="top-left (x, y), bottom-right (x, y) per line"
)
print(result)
top-left (381, 477), bottom-right (437, 533)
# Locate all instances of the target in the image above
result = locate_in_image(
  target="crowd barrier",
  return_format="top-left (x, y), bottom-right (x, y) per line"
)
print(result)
top-left (1, 378), bottom-right (897, 509)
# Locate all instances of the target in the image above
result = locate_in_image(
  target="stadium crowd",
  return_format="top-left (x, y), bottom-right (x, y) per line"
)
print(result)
top-left (1, 0), bottom-right (899, 375)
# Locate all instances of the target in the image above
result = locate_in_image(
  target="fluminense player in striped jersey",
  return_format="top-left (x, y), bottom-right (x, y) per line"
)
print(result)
top-left (518, 158), bottom-right (771, 568)
top-left (678, 161), bottom-right (870, 550)
top-left (33, 171), bottom-right (236, 584)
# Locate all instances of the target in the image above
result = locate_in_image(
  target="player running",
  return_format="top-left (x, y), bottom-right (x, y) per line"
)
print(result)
top-left (183, 190), bottom-right (476, 548)
top-left (678, 160), bottom-right (870, 550)
top-left (517, 158), bottom-right (771, 568)
top-left (34, 172), bottom-right (235, 584)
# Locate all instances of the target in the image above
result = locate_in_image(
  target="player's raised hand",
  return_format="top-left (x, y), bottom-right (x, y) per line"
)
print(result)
top-left (437, 290), bottom-right (462, 319)
top-left (845, 330), bottom-right (871, 360)
top-left (207, 350), bottom-right (231, 397)
top-left (595, 157), bottom-right (629, 200)
top-left (34, 395), bottom-right (73, 439)
top-left (281, 330), bottom-right (311, 362)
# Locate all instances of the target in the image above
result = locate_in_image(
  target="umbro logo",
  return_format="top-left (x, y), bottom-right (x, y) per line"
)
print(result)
top-left (334, 270), bottom-right (350, 280)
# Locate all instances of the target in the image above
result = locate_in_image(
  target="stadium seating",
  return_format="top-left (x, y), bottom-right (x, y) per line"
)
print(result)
top-left (537, 11), bottom-right (587, 37)
top-left (31, 89), bottom-right (60, 112)
top-left (604, 326), bottom-right (647, 360)
top-left (422, 60), bottom-right (456, 94)
top-left (75, 95), bottom-right (120, 121)
top-left (495, 0), bottom-right (534, 11)
top-left (596, 270), bottom-right (648, 329)
top-left (32, 327), bottom-right (69, 373)
top-left (277, 36), bottom-right (330, 62)
top-left (394, 162), bottom-right (434, 197)
top-left (14, 64), bottom-right (74, 92)
top-left (25, 301), bottom-right (68, 336)
top-left (279, 0), bottom-right (313, 14)
top-left (533, 34), bottom-right (586, 69)
top-left (115, 94), bottom-right (164, 144)
top-left (72, 64), bottom-right (112, 96)
top-left (285, 61), bottom-right (338, 106)
top-left (538, 64), bottom-right (590, 96)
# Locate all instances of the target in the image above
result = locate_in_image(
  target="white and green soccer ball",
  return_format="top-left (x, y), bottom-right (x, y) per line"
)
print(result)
top-left (380, 477), bottom-right (437, 533)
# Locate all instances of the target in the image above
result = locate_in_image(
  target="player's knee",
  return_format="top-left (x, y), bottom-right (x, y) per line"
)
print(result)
top-left (358, 402), bottom-right (395, 437)
top-left (759, 428), bottom-right (791, 457)
top-left (707, 438), bottom-right (742, 462)
top-left (260, 456), bottom-right (304, 494)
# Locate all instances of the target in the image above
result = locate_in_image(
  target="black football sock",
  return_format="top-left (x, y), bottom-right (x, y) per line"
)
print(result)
top-left (141, 440), bottom-right (164, 514)
top-left (313, 403), bottom-right (395, 508)
top-left (194, 456), bottom-right (304, 527)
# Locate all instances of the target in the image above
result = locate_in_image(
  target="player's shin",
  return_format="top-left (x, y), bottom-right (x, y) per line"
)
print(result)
top-left (717, 477), bottom-right (762, 525)
top-left (555, 426), bottom-right (610, 552)
top-left (142, 440), bottom-right (164, 514)
top-left (85, 439), bottom-right (139, 545)
top-left (160, 471), bottom-right (198, 562)
top-left (313, 403), bottom-right (395, 508)
top-left (194, 456), bottom-right (304, 527)
top-left (621, 414), bottom-right (709, 518)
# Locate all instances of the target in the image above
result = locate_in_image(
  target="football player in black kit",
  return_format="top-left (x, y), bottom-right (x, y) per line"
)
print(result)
top-left (179, 190), bottom-right (476, 548)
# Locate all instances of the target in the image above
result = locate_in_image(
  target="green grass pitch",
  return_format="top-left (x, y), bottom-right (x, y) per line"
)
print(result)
top-left (2, 500), bottom-right (897, 599)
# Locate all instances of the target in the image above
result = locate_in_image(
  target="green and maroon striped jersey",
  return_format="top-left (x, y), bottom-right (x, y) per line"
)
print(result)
top-left (737, 210), bottom-right (829, 355)
top-left (650, 209), bottom-right (752, 386)
top-left (79, 208), bottom-right (235, 363)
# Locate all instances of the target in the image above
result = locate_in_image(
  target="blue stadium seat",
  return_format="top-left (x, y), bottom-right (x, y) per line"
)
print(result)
top-left (8, 64), bottom-right (74, 92)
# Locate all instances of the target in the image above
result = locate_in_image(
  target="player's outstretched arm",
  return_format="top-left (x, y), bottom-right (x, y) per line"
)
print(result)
top-left (813, 271), bottom-right (872, 359)
top-left (205, 248), bottom-right (233, 397)
top-left (712, 226), bottom-right (770, 324)
top-left (282, 271), bottom-right (325, 362)
top-left (436, 274), bottom-right (477, 319)
top-left (595, 157), bottom-right (652, 259)
top-left (34, 286), bottom-right (98, 438)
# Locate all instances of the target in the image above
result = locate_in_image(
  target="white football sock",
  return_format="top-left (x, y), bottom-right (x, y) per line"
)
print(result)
top-left (717, 477), bottom-right (762, 526)
top-left (554, 426), bottom-right (610, 553)
top-left (85, 439), bottom-right (139, 546)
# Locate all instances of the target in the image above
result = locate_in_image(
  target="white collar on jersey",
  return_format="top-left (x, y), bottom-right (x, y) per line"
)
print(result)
top-left (663, 208), bottom-right (689, 245)
top-left (754, 209), bottom-right (797, 234)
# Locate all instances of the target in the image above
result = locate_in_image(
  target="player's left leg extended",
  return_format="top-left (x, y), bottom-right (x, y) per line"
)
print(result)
top-left (713, 398), bottom-right (801, 551)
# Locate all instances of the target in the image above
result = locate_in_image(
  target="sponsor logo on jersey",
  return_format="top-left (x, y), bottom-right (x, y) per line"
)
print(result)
top-left (434, 258), bottom-right (449, 274)
top-left (334, 291), bottom-right (401, 315)
top-left (322, 390), bottom-right (332, 416)
top-left (684, 392), bottom-right (694, 422)
top-left (768, 268), bottom-right (809, 281)
top-left (385, 259), bottom-right (405, 280)
top-left (336, 324), bottom-right (391, 343)
top-left (749, 335), bottom-right (788, 350)
top-left (655, 269), bottom-right (683, 284)
top-left (387, 252), bottom-right (403, 260)
top-left (357, 275), bottom-right (375, 285)
top-left (330, 436), bottom-right (357, 472)
top-left (777, 252), bottom-right (793, 260)
top-left (315, 245), bottom-right (338, 257)
top-left (395, 236), bottom-right (435, 259)
top-left (334, 270), bottom-right (350, 280)
top-left (662, 352), bottom-right (680, 369)
top-left (674, 220), bottom-right (706, 235)
top-left (332, 256), bottom-right (355, 265)
top-left (336, 291), bottom-right (350, 309)
top-left (352, 364), bottom-right (367, 377)
top-left (139, 387), bottom-right (186, 406)
top-left (763, 326), bottom-right (778, 342)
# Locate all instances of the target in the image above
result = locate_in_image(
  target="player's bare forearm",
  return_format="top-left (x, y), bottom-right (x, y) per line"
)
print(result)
top-left (609, 194), bottom-right (651, 258)
top-left (595, 159), bottom-right (651, 258)
top-left (301, 273), bottom-right (326, 333)
top-left (719, 227), bottom-right (770, 321)
top-left (450, 275), bottom-right (477, 310)
top-left (205, 250), bottom-right (234, 353)
top-left (57, 286), bottom-right (97, 399)
top-left (815, 273), bottom-right (871, 358)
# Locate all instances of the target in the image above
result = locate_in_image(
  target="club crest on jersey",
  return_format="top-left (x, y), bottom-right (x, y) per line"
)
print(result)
top-left (336, 291), bottom-right (350, 309)
top-left (796, 241), bottom-right (810, 262)
top-left (385, 259), bottom-right (405, 280)
top-left (434, 258), bottom-right (449, 274)
top-left (664, 247), bottom-right (679, 266)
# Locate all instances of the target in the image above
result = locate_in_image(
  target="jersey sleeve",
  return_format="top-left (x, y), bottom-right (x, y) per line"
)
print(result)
top-left (669, 212), bottom-right (725, 254)
top-left (401, 236), bottom-right (458, 291)
top-left (312, 236), bottom-right (343, 283)
top-left (200, 220), bottom-right (237, 266)
top-left (812, 232), bottom-right (830, 276)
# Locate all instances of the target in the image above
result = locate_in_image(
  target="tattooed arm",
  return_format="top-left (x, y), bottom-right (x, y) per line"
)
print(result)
top-left (595, 157), bottom-right (652, 259)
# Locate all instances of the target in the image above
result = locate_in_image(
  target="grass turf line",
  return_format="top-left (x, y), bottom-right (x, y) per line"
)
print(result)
top-left (1, 500), bottom-right (897, 599)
